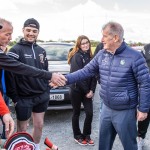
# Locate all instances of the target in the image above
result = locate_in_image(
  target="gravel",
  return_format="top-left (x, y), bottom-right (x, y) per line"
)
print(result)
top-left (10, 84), bottom-right (150, 150)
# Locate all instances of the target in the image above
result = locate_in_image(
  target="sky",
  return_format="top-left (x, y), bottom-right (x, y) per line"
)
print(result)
top-left (1, 0), bottom-right (150, 43)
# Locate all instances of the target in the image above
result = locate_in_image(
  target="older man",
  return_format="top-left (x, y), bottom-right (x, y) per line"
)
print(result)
top-left (65, 21), bottom-right (150, 150)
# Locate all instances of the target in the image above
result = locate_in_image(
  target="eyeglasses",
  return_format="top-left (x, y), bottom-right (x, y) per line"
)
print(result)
top-left (81, 41), bottom-right (89, 46)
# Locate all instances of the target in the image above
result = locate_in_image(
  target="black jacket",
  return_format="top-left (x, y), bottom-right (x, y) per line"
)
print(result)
top-left (94, 43), bottom-right (103, 57)
top-left (70, 49), bottom-right (97, 94)
top-left (5, 39), bottom-right (50, 102)
top-left (94, 43), bottom-right (103, 84)
top-left (144, 44), bottom-right (150, 69)
top-left (0, 48), bottom-right (51, 96)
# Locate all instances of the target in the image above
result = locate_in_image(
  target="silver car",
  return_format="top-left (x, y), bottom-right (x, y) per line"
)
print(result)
top-left (39, 42), bottom-right (74, 110)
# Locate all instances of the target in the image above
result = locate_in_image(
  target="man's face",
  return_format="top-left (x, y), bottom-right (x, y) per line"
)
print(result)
top-left (101, 27), bottom-right (116, 51)
top-left (23, 27), bottom-right (39, 43)
top-left (0, 23), bottom-right (13, 47)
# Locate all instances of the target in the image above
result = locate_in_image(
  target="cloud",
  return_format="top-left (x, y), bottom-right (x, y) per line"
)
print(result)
top-left (114, 3), bottom-right (119, 11)
top-left (2, 0), bottom-right (150, 15)
top-left (1, 0), bottom-right (150, 43)
top-left (6, 0), bottom-right (88, 14)
top-left (0, 0), bottom-right (18, 10)
top-left (92, 0), bottom-right (150, 13)
top-left (12, 0), bottom-right (43, 4)
top-left (37, 0), bottom-right (106, 41)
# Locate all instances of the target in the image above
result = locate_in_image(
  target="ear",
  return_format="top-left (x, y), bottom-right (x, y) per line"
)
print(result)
top-left (114, 35), bottom-right (119, 42)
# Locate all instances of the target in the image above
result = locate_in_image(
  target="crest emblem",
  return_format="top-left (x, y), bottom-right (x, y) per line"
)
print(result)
top-left (120, 59), bottom-right (125, 65)
top-left (39, 54), bottom-right (44, 63)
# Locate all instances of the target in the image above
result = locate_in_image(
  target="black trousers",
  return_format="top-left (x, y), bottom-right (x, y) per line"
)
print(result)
top-left (0, 116), bottom-right (6, 139)
top-left (138, 110), bottom-right (150, 139)
top-left (69, 89), bottom-right (93, 138)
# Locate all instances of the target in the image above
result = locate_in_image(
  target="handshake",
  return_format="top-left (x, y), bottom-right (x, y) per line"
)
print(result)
top-left (50, 72), bottom-right (67, 88)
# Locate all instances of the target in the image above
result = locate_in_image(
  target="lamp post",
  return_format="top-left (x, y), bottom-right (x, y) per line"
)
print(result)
top-left (83, 15), bottom-right (84, 34)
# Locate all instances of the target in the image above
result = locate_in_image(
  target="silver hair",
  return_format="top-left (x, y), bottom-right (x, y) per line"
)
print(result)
top-left (102, 21), bottom-right (124, 41)
top-left (0, 18), bottom-right (12, 29)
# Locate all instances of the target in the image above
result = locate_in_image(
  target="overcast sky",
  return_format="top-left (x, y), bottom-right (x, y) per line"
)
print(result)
top-left (1, 0), bottom-right (150, 43)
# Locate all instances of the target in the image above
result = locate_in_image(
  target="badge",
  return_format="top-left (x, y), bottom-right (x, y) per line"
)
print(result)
top-left (120, 59), bottom-right (125, 65)
top-left (39, 54), bottom-right (44, 63)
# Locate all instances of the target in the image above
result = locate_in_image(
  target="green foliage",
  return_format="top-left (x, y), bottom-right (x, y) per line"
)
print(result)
top-left (127, 41), bottom-right (146, 46)
top-left (90, 40), bottom-right (100, 47)
top-left (37, 39), bottom-right (45, 43)
top-left (9, 39), bottom-right (147, 48)
top-left (9, 41), bottom-right (17, 46)
top-left (91, 47), bottom-right (96, 54)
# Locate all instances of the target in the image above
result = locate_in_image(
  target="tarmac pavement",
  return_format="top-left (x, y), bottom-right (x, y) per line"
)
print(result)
top-left (10, 84), bottom-right (150, 150)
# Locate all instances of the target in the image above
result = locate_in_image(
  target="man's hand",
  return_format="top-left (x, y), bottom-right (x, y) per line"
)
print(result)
top-left (49, 82), bottom-right (58, 89)
top-left (137, 110), bottom-right (148, 121)
top-left (86, 90), bottom-right (94, 98)
top-left (2, 113), bottom-right (15, 138)
top-left (51, 73), bottom-right (67, 86)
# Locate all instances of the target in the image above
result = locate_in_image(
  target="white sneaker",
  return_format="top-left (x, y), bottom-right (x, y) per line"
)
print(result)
top-left (137, 137), bottom-right (144, 150)
top-left (35, 143), bottom-right (40, 150)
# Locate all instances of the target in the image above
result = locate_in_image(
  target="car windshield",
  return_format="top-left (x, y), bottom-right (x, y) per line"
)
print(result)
top-left (41, 44), bottom-right (74, 61)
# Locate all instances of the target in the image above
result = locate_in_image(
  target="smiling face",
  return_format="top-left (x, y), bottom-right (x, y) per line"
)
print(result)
top-left (80, 38), bottom-right (90, 52)
top-left (22, 26), bottom-right (39, 43)
top-left (0, 22), bottom-right (13, 47)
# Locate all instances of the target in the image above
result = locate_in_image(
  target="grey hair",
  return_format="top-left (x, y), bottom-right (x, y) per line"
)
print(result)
top-left (0, 18), bottom-right (12, 29)
top-left (102, 21), bottom-right (124, 41)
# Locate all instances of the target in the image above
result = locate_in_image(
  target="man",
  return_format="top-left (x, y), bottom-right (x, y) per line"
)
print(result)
top-left (0, 45), bottom-right (11, 139)
top-left (0, 92), bottom-right (14, 139)
top-left (137, 44), bottom-right (150, 150)
top-left (64, 21), bottom-right (150, 150)
top-left (5, 18), bottom-right (50, 150)
top-left (0, 18), bottom-right (66, 138)
top-left (93, 42), bottom-right (104, 112)
top-left (93, 42), bottom-right (104, 57)
top-left (93, 42), bottom-right (103, 83)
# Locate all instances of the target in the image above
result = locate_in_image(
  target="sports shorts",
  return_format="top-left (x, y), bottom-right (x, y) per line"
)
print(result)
top-left (15, 91), bottom-right (49, 121)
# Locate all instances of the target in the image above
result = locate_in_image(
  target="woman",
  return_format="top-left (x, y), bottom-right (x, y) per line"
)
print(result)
top-left (68, 35), bottom-right (97, 146)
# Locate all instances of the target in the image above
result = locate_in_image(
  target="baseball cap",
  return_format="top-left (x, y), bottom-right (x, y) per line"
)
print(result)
top-left (23, 18), bottom-right (40, 30)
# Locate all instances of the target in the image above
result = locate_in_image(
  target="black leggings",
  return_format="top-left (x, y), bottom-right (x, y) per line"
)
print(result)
top-left (138, 110), bottom-right (150, 139)
top-left (69, 89), bottom-right (93, 138)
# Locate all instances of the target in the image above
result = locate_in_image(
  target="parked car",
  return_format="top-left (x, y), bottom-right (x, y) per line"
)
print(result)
top-left (39, 42), bottom-right (74, 110)
top-left (132, 46), bottom-right (144, 53)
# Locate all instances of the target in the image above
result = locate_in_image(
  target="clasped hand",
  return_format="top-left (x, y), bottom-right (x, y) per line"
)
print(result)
top-left (50, 72), bottom-right (67, 88)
